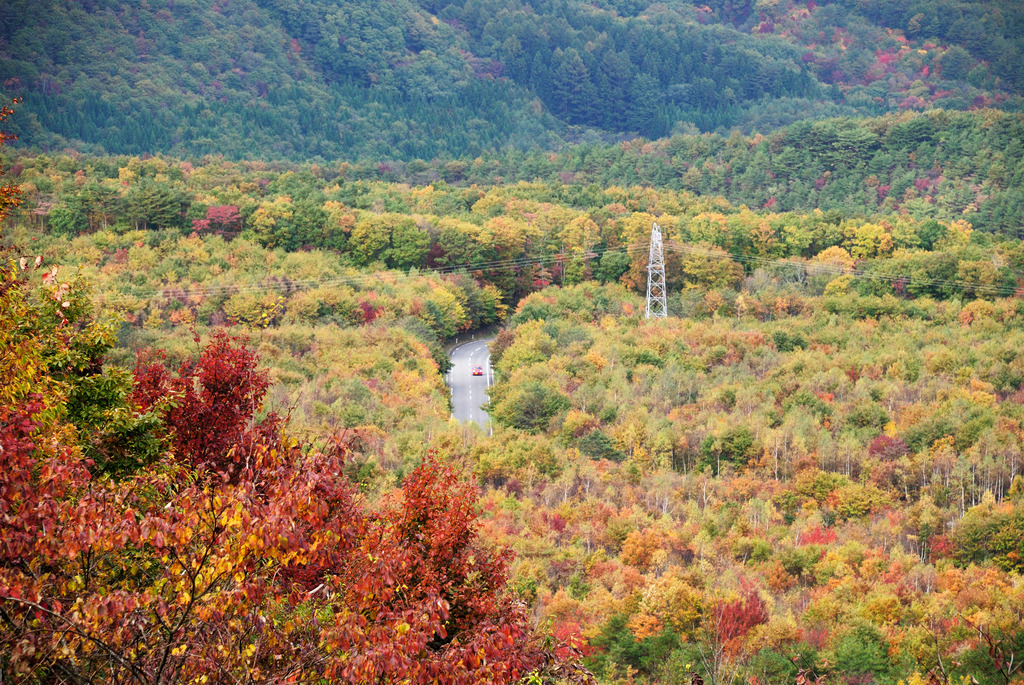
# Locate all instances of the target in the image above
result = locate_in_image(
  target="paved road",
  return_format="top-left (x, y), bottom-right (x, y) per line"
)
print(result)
top-left (448, 339), bottom-right (494, 430)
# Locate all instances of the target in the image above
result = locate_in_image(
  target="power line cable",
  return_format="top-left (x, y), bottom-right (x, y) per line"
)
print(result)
top-left (92, 243), bottom-right (650, 306)
top-left (665, 241), bottom-right (1017, 296)
top-left (86, 237), bottom-right (1015, 307)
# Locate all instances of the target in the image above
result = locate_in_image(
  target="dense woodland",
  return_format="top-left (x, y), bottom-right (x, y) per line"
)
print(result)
top-left (3, 144), bottom-right (1024, 683)
top-left (9, 109), bottom-right (1024, 241)
top-left (2, 0), bottom-right (1024, 682)
top-left (1, 0), bottom-right (1023, 159)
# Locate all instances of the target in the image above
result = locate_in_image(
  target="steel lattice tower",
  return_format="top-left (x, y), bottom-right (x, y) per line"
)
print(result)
top-left (645, 222), bottom-right (668, 319)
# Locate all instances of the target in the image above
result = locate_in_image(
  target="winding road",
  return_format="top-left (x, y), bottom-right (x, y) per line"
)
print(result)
top-left (448, 338), bottom-right (494, 430)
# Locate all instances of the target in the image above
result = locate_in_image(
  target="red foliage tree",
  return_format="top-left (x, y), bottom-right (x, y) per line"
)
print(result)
top-left (206, 204), bottom-right (240, 228)
top-left (192, 205), bottom-right (241, 236)
top-left (358, 299), bottom-right (380, 323)
top-left (868, 435), bottom-right (909, 462)
top-left (554, 620), bottom-right (594, 659)
top-left (131, 331), bottom-right (281, 473)
top-left (310, 456), bottom-right (571, 682)
top-left (800, 525), bottom-right (838, 545)
top-left (696, 584), bottom-right (769, 683)
top-left (715, 585), bottom-right (769, 647)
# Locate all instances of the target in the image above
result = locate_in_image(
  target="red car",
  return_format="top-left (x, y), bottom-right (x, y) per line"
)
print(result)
top-left (471, 365), bottom-right (484, 376)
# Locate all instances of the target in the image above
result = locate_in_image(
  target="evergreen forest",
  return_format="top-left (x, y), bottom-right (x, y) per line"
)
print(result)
top-left (1, 0), bottom-right (1023, 158)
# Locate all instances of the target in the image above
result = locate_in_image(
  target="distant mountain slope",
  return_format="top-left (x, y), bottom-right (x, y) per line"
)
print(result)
top-left (0, 0), bottom-right (1021, 160)
top-left (0, 0), bottom-right (563, 159)
top-left (450, 109), bottom-right (1024, 235)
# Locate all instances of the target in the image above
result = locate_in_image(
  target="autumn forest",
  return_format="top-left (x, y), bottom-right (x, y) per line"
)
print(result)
top-left (2, 0), bottom-right (1024, 684)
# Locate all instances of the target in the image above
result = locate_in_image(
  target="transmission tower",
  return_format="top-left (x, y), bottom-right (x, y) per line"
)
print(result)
top-left (645, 222), bottom-right (668, 319)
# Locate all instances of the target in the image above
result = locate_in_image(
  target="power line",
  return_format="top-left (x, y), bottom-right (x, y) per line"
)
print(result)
top-left (665, 241), bottom-right (1018, 297)
top-left (86, 236), bottom-right (1016, 308)
top-left (92, 243), bottom-right (650, 306)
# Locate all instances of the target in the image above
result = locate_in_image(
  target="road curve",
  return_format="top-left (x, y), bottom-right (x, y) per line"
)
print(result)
top-left (448, 338), bottom-right (494, 430)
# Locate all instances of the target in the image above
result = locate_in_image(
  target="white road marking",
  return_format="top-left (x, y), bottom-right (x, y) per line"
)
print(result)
top-left (448, 337), bottom-right (495, 429)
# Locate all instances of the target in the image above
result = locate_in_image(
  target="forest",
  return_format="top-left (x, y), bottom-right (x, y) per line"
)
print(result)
top-left (3, 140), bottom-right (1024, 683)
top-left (1, 0), bottom-right (1023, 159)
top-left (10, 109), bottom-right (1024, 244)
top-left (2, 0), bottom-right (1024, 681)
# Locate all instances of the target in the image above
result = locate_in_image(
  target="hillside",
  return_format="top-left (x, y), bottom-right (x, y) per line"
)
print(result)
top-left (9, 109), bottom-right (1024, 244)
top-left (332, 109), bottom-right (1024, 235)
top-left (1, 0), bottom-right (1022, 160)
top-left (6, 160), bottom-right (1024, 682)
top-left (3, 4), bottom-right (1024, 681)
top-left (485, 281), bottom-right (1024, 684)
top-left (11, 149), bottom-right (1024, 436)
